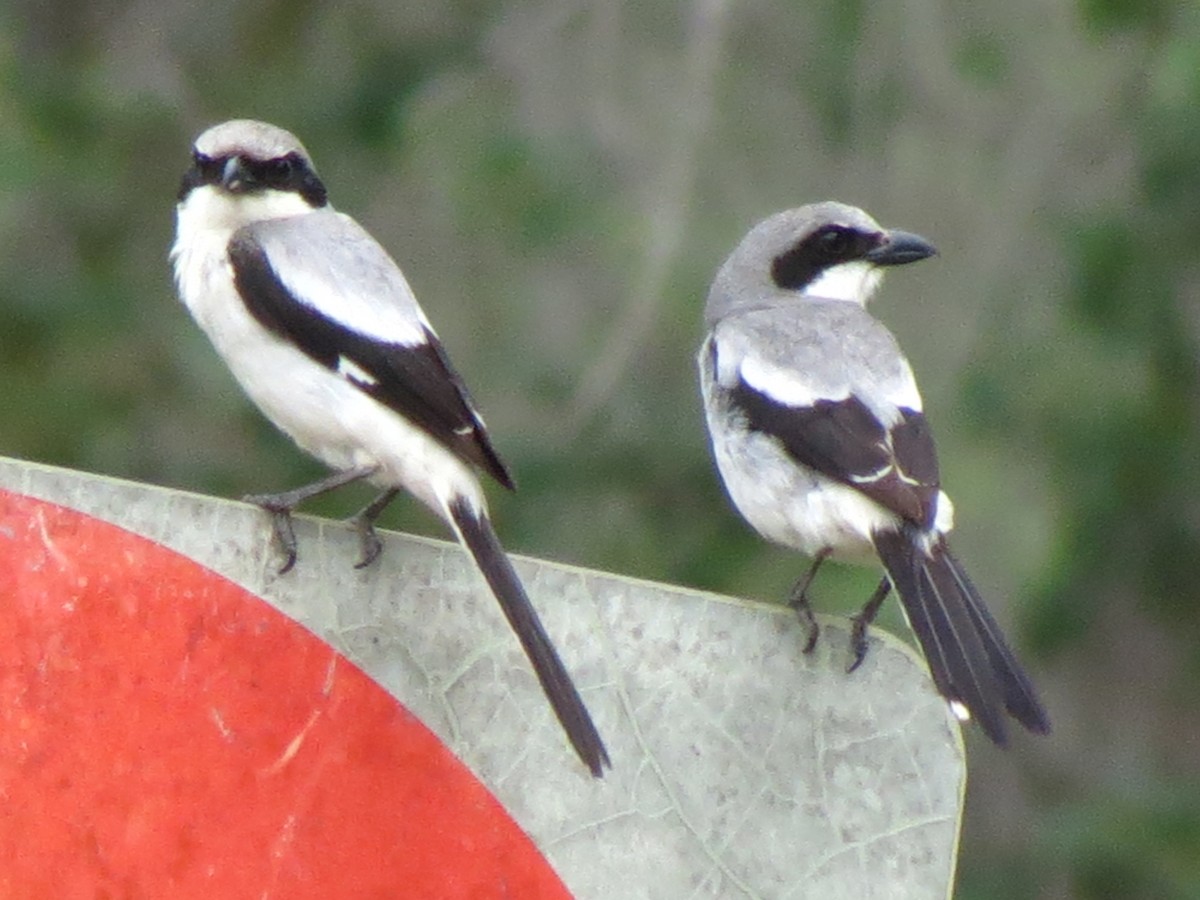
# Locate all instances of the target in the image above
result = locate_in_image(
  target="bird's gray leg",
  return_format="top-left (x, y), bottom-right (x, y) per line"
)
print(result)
top-left (847, 578), bottom-right (892, 673)
top-left (349, 488), bottom-right (401, 569)
top-left (788, 548), bottom-right (831, 653)
top-left (243, 465), bottom-right (378, 574)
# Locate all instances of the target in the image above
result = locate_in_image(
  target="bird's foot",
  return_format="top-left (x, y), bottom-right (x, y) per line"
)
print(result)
top-left (846, 578), bottom-right (891, 674)
top-left (787, 548), bottom-right (831, 654)
top-left (242, 466), bottom-right (381, 575)
top-left (794, 601), bottom-right (820, 654)
top-left (351, 515), bottom-right (383, 569)
top-left (242, 493), bottom-right (300, 574)
top-left (847, 614), bottom-right (870, 673)
top-left (349, 488), bottom-right (399, 569)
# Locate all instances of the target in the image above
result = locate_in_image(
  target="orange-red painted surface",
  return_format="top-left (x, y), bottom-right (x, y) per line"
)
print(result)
top-left (0, 490), bottom-right (572, 899)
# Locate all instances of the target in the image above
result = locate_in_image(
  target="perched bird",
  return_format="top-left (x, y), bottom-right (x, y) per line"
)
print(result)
top-left (171, 119), bottom-right (609, 776)
top-left (698, 202), bottom-right (1050, 744)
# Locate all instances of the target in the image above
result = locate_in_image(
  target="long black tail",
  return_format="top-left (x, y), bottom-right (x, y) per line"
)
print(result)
top-left (448, 497), bottom-right (610, 776)
top-left (872, 527), bottom-right (1050, 745)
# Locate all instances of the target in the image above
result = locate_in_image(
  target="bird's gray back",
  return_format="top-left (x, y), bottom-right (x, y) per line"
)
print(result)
top-left (713, 299), bottom-right (914, 408)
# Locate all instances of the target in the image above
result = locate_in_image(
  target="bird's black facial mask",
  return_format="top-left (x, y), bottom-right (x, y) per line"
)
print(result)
top-left (770, 225), bottom-right (883, 291)
top-left (177, 151), bottom-right (328, 208)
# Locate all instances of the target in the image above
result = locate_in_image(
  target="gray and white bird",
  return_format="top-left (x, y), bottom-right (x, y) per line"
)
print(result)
top-left (698, 201), bottom-right (1050, 745)
top-left (171, 119), bottom-right (609, 776)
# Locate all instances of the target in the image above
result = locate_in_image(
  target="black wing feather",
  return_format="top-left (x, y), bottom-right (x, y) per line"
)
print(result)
top-left (727, 377), bottom-right (939, 527)
top-left (228, 233), bottom-right (513, 489)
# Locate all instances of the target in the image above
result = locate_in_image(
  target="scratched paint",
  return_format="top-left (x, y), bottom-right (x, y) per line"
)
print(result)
top-left (0, 490), bottom-right (571, 899)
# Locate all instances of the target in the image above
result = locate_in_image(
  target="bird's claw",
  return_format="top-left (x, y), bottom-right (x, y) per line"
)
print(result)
top-left (242, 493), bottom-right (299, 575)
top-left (268, 508), bottom-right (299, 574)
top-left (351, 517), bottom-right (384, 569)
top-left (846, 616), bottom-right (871, 673)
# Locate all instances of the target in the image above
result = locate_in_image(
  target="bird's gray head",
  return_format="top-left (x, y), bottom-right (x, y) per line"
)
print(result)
top-left (706, 201), bottom-right (936, 323)
top-left (177, 119), bottom-right (328, 208)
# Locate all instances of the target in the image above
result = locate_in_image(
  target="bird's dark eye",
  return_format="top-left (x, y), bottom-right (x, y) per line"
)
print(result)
top-left (194, 153), bottom-right (222, 180)
top-left (270, 156), bottom-right (294, 179)
top-left (814, 226), bottom-right (855, 258)
top-left (256, 153), bottom-right (309, 189)
top-left (771, 223), bottom-right (876, 290)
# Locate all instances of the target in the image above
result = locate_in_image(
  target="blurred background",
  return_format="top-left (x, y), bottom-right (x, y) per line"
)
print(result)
top-left (2, 0), bottom-right (1198, 896)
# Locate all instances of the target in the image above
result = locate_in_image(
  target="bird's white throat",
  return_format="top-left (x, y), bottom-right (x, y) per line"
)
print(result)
top-left (176, 184), bottom-right (316, 243)
top-left (801, 260), bottom-right (884, 305)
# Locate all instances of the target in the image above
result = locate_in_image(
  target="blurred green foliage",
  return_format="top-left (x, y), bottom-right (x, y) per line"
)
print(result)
top-left (1, 0), bottom-right (1198, 897)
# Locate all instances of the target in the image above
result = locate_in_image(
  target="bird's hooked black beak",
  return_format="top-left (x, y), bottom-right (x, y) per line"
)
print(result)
top-left (221, 156), bottom-right (250, 192)
top-left (865, 230), bottom-right (938, 267)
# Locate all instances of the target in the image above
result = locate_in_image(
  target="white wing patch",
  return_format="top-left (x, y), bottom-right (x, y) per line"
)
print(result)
top-left (275, 261), bottom-right (427, 347)
top-left (848, 464), bottom-right (893, 485)
top-left (337, 355), bottom-right (378, 387)
top-left (845, 443), bottom-right (930, 487)
top-left (885, 359), bottom-right (924, 411)
top-left (738, 354), bottom-right (851, 409)
top-left (253, 210), bottom-right (431, 348)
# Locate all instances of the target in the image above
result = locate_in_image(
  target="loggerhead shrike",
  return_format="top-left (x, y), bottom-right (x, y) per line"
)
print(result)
top-left (699, 202), bottom-right (1050, 745)
top-left (171, 119), bottom-right (609, 775)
